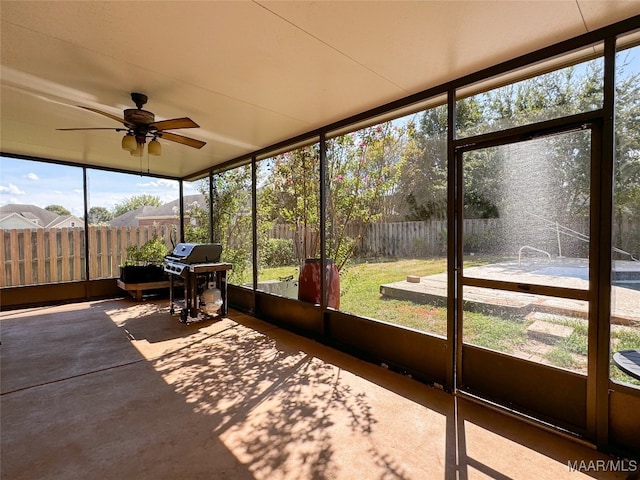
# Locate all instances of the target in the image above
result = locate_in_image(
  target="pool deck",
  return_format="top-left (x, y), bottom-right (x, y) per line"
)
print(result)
top-left (380, 260), bottom-right (640, 325)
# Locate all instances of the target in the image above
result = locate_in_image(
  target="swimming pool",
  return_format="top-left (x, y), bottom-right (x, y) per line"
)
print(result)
top-left (533, 266), bottom-right (589, 280)
top-left (532, 265), bottom-right (640, 291)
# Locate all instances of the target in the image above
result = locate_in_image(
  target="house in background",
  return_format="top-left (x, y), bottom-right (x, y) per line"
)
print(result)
top-left (108, 205), bottom-right (158, 228)
top-left (0, 204), bottom-right (82, 229)
top-left (0, 196), bottom-right (208, 229)
top-left (109, 195), bottom-right (207, 228)
top-left (0, 212), bottom-right (44, 229)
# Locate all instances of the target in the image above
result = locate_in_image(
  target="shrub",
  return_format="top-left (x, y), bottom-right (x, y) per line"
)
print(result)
top-left (262, 238), bottom-right (296, 267)
top-left (223, 247), bottom-right (251, 285)
top-left (124, 236), bottom-right (168, 266)
top-left (463, 231), bottom-right (501, 254)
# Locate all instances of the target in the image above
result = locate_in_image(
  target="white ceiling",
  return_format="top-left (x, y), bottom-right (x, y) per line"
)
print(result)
top-left (1, 1), bottom-right (639, 179)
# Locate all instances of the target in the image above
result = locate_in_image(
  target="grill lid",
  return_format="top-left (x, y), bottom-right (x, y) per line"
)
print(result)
top-left (166, 243), bottom-right (222, 264)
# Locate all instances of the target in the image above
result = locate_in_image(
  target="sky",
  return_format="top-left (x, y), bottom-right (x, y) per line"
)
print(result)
top-left (0, 157), bottom-right (201, 217)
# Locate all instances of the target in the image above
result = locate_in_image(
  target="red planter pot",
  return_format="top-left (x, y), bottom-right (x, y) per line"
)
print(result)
top-left (297, 258), bottom-right (340, 309)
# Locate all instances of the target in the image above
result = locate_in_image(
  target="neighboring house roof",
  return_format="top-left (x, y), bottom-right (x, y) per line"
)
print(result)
top-left (0, 203), bottom-right (59, 227)
top-left (47, 215), bottom-right (83, 229)
top-left (109, 206), bottom-right (156, 228)
top-left (108, 195), bottom-right (207, 227)
top-left (139, 194), bottom-right (207, 219)
top-left (0, 203), bottom-right (82, 229)
top-left (21, 212), bottom-right (42, 223)
top-left (0, 212), bottom-right (43, 229)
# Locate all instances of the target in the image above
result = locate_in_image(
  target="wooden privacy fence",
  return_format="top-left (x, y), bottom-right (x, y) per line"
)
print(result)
top-left (269, 219), bottom-right (492, 258)
top-left (270, 217), bottom-right (639, 259)
top-left (3, 219), bottom-right (637, 287)
top-left (1, 226), bottom-right (175, 287)
top-left (269, 224), bottom-right (320, 259)
top-left (356, 220), bottom-right (448, 257)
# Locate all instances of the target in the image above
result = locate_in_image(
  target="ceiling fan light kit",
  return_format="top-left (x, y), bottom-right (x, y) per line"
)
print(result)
top-left (121, 133), bottom-right (137, 152)
top-left (130, 143), bottom-right (144, 157)
top-left (58, 92), bottom-right (206, 158)
top-left (148, 138), bottom-right (162, 156)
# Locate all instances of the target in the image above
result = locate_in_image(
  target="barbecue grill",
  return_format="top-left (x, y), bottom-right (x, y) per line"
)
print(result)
top-left (164, 243), bottom-right (232, 323)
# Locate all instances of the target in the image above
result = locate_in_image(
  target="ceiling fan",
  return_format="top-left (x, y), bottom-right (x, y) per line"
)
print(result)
top-left (57, 92), bottom-right (206, 156)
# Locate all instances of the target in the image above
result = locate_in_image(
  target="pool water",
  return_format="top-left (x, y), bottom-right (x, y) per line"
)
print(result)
top-left (533, 266), bottom-right (588, 280)
top-left (532, 266), bottom-right (640, 291)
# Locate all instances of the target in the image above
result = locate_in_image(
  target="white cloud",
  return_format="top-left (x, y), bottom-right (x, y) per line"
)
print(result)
top-left (0, 184), bottom-right (25, 195)
top-left (25, 173), bottom-right (39, 181)
top-left (0, 198), bottom-right (21, 206)
top-left (183, 183), bottom-right (199, 194)
top-left (136, 179), bottom-right (178, 189)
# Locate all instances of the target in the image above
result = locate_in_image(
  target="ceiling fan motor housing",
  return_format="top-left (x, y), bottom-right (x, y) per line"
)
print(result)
top-left (124, 109), bottom-right (155, 125)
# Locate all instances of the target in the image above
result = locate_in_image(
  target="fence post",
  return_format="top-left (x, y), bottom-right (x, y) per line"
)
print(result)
top-left (49, 229), bottom-right (59, 283)
top-left (9, 229), bottom-right (20, 285)
top-left (36, 229), bottom-right (45, 283)
top-left (88, 226), bottom-right (98, 279)
top-left (0, 231), bottom-right (7, 287)
top-left (60, 228), bottom-right (70, 281)
top-left (109, 227), bottom-right (117, 279)
top-left (72, 228), bottom-right (81, 280)
top-left (119, 227), bottom-right (127, 267)
top-left (23, 229), bottom-right (33, 284)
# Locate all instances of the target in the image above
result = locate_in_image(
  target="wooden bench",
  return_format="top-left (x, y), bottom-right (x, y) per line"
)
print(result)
top-left (117, 279), bottom-right (171, 301)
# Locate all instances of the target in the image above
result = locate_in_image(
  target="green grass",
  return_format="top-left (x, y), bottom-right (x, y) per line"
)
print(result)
top-left (261, 257), bottom-right (451, 335)
top-left (546, 348), bottom-right (579, 369)
top-left (557, 321), bottom-right (588, 356)
top-left (258, 265), bottom-right (301, 282)
top-left (462, 311), bottom-right (527, 353)
top-left (260, 257), bottom-right (640, 384)
top-left (339, 258), bottom-right (447, 314)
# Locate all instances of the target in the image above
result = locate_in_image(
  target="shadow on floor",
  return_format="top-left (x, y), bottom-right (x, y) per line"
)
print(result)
top-left (1, 299), bottom-right (635, 479)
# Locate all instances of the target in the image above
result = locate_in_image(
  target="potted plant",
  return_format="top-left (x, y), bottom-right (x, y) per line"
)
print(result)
top-left (265, 147), bottom-right (342, 308)
top-left (119, 236), bottom-right (169, 283)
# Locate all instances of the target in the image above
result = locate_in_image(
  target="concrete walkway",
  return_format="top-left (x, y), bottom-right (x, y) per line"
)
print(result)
top-left (1, 299), bottom-right (634, 479)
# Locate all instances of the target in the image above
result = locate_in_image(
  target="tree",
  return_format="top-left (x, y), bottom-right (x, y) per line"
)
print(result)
top-left (183, 169), bottom-right (254, 284)
top-left (396, 59), bottom-right (640, 227)
top-left (397, 106), bottom-right (449, 221)
top-left (613, 64), bottom-right (640, 257)
top-left (211, 167), bottom-right (253, 284)
top-left (87, 206), bottom-right (113, 225)
top-left (261, 145), bottom-right (321, 262)
top-left (45, 204), bottom-right (70, 216)
top-left (458, 66), bottom-right (600, 221)
top-left (396, 98), bottom-right (488, 221)
top-left (326, 123), bottom-right (405, 268)
top-left (183, 194), bottom-right (210, 244)
top-left (112, 194), bottom-right (161, 217)
top-left (259, 127), bottom-right (406, 270)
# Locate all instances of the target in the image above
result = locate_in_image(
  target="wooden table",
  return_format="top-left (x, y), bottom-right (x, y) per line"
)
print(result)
top-left (117, 279), bottom-right (170, 301)
top-left (613, 349), bottom-right (640, 381)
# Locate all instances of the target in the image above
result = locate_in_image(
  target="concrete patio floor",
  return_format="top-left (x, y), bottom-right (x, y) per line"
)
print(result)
top-left (0, 298), bottom-right (635, 479)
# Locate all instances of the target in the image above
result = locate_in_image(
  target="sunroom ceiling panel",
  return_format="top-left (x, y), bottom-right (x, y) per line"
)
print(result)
top-left (1, 1), bottom-right (405, 125)
top-left (1, 1), bottom-right (639, 179)
top-left (577, 1), bottom-right (640, 31)
top-left (261, 1), bottom-right (595, 95)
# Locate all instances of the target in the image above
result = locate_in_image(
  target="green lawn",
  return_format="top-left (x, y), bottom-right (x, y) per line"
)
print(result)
top-left (259, 257), bottom-right (640, 385)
